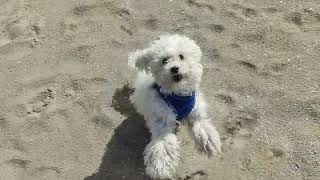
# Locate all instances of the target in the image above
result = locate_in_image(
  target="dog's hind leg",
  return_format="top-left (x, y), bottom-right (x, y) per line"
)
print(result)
top-left (144, 121), bottom-right (179, 179)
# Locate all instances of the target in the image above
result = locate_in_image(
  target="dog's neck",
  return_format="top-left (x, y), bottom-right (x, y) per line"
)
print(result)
top-left (153, 81), bottom-right (198, 96)
top-left (157, 84), bottom-right (196, 96)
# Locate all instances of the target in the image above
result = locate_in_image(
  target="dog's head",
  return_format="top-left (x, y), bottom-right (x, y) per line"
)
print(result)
top-left (129, 34), bottom-right (203, 94)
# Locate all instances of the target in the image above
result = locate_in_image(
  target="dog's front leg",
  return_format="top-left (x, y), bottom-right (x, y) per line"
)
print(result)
top-left (144, 121), bottom-right (179, 179)
top-left (190, 117), bottom-right (221, 156)
top-left (188, 93), bottom-right (221, 156)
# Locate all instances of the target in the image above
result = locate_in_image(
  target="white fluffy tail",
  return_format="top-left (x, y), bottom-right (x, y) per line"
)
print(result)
top-left (127, 48), bottom-right (153, 71)
top-left (128, 51), bottom-right (138, 69)
top-left (133, 71), bottom-right (153, 89)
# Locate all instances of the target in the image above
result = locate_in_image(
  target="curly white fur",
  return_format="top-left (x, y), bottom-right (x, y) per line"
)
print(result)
top-left (128, 34), bottom-right (221, 179)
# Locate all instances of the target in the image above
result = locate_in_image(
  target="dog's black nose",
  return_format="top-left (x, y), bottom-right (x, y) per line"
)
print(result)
top-left (170, 66), bottom-right (179, 74)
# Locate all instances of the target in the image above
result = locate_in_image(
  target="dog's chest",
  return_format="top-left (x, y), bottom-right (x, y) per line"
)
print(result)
top-left (152, 84), bottom-right (196, 121)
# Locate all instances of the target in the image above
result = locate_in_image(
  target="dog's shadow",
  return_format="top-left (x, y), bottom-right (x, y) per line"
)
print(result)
top-left (84, 84), bottom-right (151, 180)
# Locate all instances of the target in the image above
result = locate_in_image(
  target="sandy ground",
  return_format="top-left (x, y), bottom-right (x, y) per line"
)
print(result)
top-left (0, 0), bottom-right (319, 179)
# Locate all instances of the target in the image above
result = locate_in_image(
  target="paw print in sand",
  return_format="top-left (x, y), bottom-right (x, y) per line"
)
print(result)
top-left (27, 89), bottom-right (54, 115)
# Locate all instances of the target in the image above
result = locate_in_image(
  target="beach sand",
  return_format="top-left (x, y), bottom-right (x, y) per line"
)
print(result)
top-left (0, 0), bottom-right (319, 179)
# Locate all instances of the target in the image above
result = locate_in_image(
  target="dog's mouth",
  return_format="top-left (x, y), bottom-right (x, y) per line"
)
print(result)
top-left (172, 74), bottom-right (183, 82)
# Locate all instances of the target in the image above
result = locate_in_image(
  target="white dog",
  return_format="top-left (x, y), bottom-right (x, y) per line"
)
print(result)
top-left (128, 34), bottom-right (221, 179)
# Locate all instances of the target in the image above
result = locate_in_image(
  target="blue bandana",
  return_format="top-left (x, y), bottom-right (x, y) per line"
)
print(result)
top-left (152, 84), bottom-right (196, 121)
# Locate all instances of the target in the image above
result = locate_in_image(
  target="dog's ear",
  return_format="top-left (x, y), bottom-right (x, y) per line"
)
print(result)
top-left (128, 48), bottom-right (154, 72)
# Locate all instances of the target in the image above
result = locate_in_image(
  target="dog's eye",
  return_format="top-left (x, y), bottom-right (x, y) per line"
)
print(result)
top-left (179, 54), bottom-right (184, 60)
top-left (162, 58), bottom-right (168, 64)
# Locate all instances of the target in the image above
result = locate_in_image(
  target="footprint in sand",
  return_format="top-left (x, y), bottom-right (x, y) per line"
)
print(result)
top-left (236, 59), bottom-right (288, 78)
top-left (0, 19), bottom-right (45, 61)
top-left (143, 18), bottom-right (159, 30)
top-left (179, 170), bottom-right (208, 180)
top-left (113, 8), bottom-right (130, 19)
top-left (71, 2), bottom-right (130, 18)
top-left (205, 48), bottom-right (220, 60)
top-left (3, 158), bottom-right (61, 179)
top-left (215, 91), bottom-right (258, 153)
top-left (223, 109), bottom-right (258, 135)
top-left (72, 4), bottom-right (97, 16)
top-left (0, 117), bottom-right (25, 151)
top-left (216, 92), bottom-right (278, 173)
top-left (229, 43), bottom-right (241, 49)
top-left (26, 88), bottom-right (54, 115)
top-left (264, 7), bottom-right (281, 14)
top-left (263, 62), bottom-right (289, 77)
top-left (33, 166), bottom-right (62, 177)
top-left (8, 75), bottom-right (110, 139)
top-left (9, 86), bottom-right (55, 118)
top-left (187, 0), bottom-right (215, 13)
top-left (303, 8), bottom-right (320, 22)
top-left (285, 9), bottom-right (320, 31)
top-left (67, 45), bottom-right (96, 62)
top-left (120, 25), bottom-right (133, 36)
top-left (6, 21), bottom-right (27, 40)
top-left (109, 40), bottom-right (124, 48)
top-left (241, 7), bottom-right (258, 17)
top-left (301, 99), bottom-right (320, 121)
top-left (91, 112), bottom-right (116, 129)
top-left (216, 93), bottom-right (235, 105)
top-left (286, 12), bottom-right (303, 26)
top-left (269, 62), bottom-right (288, 72)
top-left (237, 61), bottom-right (257, 72)
top-left (238, 26), bottom-right (299, 52)
top-left (62, 1), bottom-right (131, 39)
top-left (231, 3), bottom-right (258, 18)
top-left (0, 20), bottom-right (29, 58)
top-left (104, 1), bottom-right (131, 19)
top-left (207, 24), bottom-right (225, 33)
top-left (171, 13), bottom-right (198, 33)
top-left (0, 159), bottom-right (30, 180)
top-left (6, 159), bottom-right (31, 169)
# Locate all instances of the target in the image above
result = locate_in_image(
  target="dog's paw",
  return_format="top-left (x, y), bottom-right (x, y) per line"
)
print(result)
top-left (192, 120), bottom-right (221, 156)
top-left (144, 134), bottom-right (179, 179)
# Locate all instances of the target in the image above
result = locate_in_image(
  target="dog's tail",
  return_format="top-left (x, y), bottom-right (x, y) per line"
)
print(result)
top-left (127, 50), bottom-right (138, 69)
top-left (133, 71), bottom-right (154, 90)
top-left (128, 48), bottom-right (153, 71)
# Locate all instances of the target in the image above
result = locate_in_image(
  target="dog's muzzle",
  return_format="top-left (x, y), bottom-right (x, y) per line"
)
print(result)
top-left (172, 74), bottom-right (183, 82)
top-left (170, 66), bottom-right (183, 82)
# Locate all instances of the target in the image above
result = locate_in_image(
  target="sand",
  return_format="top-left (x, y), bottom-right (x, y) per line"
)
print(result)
top-left (0, 0), bottom-right (319, 179)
